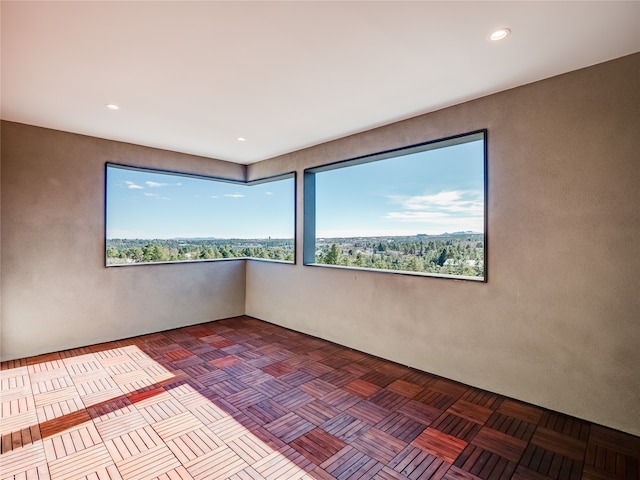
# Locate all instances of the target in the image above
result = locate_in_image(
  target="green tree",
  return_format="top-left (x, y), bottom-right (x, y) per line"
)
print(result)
top-left (126, 247), bottom-right (144, 262)
top-left (437, 247), bottom-right (449, 267)
top-left (405, 256), bottom-right (420, 272)
top-left (324, 244), bottom-right (341, 265)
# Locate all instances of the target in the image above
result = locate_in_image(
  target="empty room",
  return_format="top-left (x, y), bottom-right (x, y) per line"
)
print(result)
top-left (1, 2), bottom-right (639, 480)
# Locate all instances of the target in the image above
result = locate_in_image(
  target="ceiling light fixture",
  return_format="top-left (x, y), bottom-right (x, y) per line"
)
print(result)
top-left (490, 28), bottom-right (511, 41)
top-left (105, 104), bottom-right (120, 110)
top-left (237, 137), bottom-right (246, 142)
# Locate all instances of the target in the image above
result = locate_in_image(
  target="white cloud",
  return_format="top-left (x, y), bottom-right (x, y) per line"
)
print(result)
top-left (265, 192), bottom-right (274, 196)
top-left (382, 190), bottom-right (484, 234)
top-left (146, 181), bottom-right (169, 188)
top-left (144, 192), bottom-right (170, 200)
top-left (125, 181), bottom-right (143, 189)
top-left (386, 190), bottom-right (483, 218)
top-left (211, 195), bottom-right (219, 199)
top-left (224, 193), bottom-right (245, 198)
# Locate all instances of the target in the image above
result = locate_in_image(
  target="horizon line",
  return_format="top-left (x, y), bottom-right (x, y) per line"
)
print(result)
top-left (106, 232), bottom-right (482, 241)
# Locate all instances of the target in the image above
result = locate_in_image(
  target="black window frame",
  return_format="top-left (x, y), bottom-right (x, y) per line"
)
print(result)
top-left (303, 130), bottom-right (488, 282)
top-left (104, 162), bottom-right (297, 267)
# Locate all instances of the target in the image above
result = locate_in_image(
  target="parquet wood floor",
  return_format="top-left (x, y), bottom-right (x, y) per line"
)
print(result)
top-left (1, 316), bottom-right (638, 480)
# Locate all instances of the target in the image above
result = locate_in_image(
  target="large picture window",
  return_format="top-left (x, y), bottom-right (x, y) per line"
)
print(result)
top-left (304, 131), bottom-right (486, 280)
top-left (106, 164), bottom-right (295, 266)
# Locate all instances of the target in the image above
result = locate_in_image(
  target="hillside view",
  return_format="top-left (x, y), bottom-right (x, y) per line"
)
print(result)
top-left (106, 237), bottom-right (295, 264)
top-left (315, 233), bottom-right (484, 277)
top-left (106, 233), bottom-right (484, 278)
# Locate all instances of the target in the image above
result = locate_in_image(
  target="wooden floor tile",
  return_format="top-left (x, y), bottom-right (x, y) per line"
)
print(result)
top-left (272, 387), bottom-right (314, 410)
top-left (485, 412), bottom-right (536, 442)
top-left (368, 389), bottom-right (410, 411)
top-left (587, 424), bottom-right (640, 458)
top-left (208, 415), bottom-right (254, 443)
top-left (320, 389), bottom-right (361, 411)
top-left (387, 380), bottom-right (425, 399)
top-left (430, 379), bottom-right (469, 399)
top-left (295, 400), bottom-right (340, 426)
top-left (115, 444), bottom-right (180, 480)
top-left (415, 388), bottom-right (457, 410)
top-left (33, 387), bottom-right (79, 409)
top-left (1, 316), bottom-right (639, 480)
top-left (47, 443), bottom-right (114, 480)
top-left (42, 420), bottom-right (101, 460)
top-left (321, 413), bottom-right (371, 443)
top-left (448, 400), bottom-right (493, 425)
top-left (351, 427), bottom-right (406, 464)
top-left (94, 409), bottom-right (149, 442)
top-left (519, 442), bottom-right (584, 480)
top-left (432, 413), bottom-right (482, 443)
top-left (264, 412), bottom-right (314, 444)
top-left (0, 409), bottom-right (39, 438)
top-left (389, 444), bottom-right (450, 480)
top-left (320, 445), bottom-right (382, 480)
top-left (343, 379), bottom-right (381, 398)
top-left (471, 427), bottom-right (528, 463)
top-left (346, 399), bottom-right (391, 426)
top-left (155, 465), bottom-right (194, 480)
top-left (245, 398), bottom-right (289, 425)
top-left (461, 389), bottom-right (503, 410)
top-left (1, 424), bottom-right (42, 454)
top-left (529, 427), bottom-right (587, 461)
top-left (227, 432), bottom-right (273, 465)
top-left (252, 445), bottom-right (315, 479)
top-left (498, 400), bottom-right (543, 425)
top-left (0, 441), bottom-right (48, 478)
top-left (261, 362), bottom-right (294, 378)
top-left (289, 427), bottom-right (346, 465)
top-left (454, 443), bottom-right (518, 480)
top-left (398, 399), bottom-right (442, 426)
top-left (105, 426), bottom-right (165, 462)
top-left (412, 428), bottom-right (468, 463)
top-left (184, 444), bottom-right (246, 479)
top-left (377, 411), bottom-right (427, 444)
top-left (299, 379), bottom-right (336, 399)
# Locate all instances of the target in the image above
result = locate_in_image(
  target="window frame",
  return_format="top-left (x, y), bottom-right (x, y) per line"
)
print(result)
top-left (303, 130), bottom-right (488, 282)
top-left (104, 162), bottom-right (297, 267)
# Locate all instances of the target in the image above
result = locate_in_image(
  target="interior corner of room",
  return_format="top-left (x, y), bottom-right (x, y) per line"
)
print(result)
top-left (1, 35), bottom-right (639, 440)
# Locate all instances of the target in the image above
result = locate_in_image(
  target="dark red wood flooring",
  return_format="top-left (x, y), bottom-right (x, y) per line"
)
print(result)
top-left (1, 316), bottom-right (638, 480)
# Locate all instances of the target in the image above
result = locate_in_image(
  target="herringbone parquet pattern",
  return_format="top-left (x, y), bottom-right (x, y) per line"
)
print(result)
top-left (1, 316), bottom-right (638, 480)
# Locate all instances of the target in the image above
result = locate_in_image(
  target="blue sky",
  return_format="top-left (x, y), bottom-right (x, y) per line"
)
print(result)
top-left (315, 139), bottom-right (485, 237)
top-left (106, 167), bottom-right (294, 239)
top-left (107, 137), bottom-right (483, 240)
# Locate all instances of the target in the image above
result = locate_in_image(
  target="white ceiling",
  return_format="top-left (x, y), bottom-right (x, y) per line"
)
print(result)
top-left (2, 1), bottom-right (639, 165)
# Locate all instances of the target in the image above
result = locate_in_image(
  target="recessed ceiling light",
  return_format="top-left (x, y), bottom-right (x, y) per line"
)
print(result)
top-left (490, 28), bottom-right (511, 41)
top-left (105, 104), bottom-right (120, 110)
top-left (237, 137), bottom-right (246, 142)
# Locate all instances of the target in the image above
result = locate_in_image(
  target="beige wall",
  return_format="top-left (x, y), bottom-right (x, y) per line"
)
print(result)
top-left (1, 54), bottom-right (638, 436)
top-left (246, 53), bottom-right (640, 436)
top-left (1, 123), bottom-right (247, 360)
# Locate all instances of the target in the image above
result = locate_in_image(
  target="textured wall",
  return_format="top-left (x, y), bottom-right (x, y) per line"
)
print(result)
top-left (1, 123), bottom-right (247, 360)
top-left (246, 53), bottom-right (640, 435)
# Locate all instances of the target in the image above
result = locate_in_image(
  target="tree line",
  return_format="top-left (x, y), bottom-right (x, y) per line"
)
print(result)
top-left (106, 238), bottom-right (294, 264)
top-left (107, 234), bottom-right (484, 277)
top-left (315, 235), bottom-right (484, 277)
